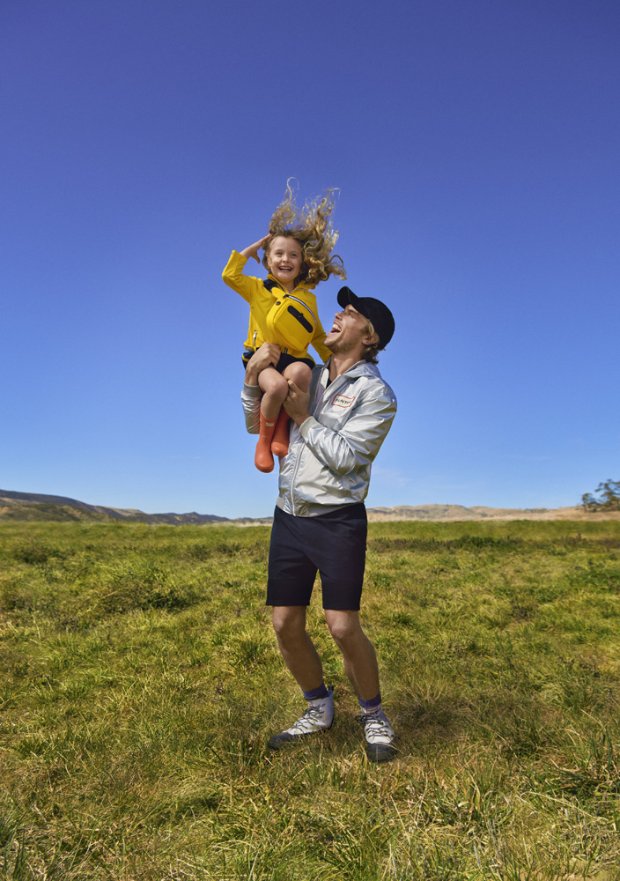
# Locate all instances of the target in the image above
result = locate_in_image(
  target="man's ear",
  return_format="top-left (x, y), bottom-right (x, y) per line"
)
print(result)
top-left (362, 329), bottom-right (380, 348)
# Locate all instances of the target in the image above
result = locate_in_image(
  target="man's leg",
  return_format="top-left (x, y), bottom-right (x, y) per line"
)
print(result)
top-left (267, 606), bottom-right (334, 749)
top-left (323, 609), bottom-right (379, 700)
top-left (324, 609), bottom-right (396, 762)
top-left (271, 606), bottom-right (323, 692)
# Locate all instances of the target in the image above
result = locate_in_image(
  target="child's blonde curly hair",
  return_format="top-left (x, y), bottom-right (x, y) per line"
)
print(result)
top-left (262, 180), bottom-right (346, 287)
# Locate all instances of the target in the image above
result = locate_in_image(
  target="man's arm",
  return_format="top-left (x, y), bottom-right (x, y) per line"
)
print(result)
top-left (241, 344), bottom-right (281, 434)
top-left (284, 380), bottom-right (397, 475)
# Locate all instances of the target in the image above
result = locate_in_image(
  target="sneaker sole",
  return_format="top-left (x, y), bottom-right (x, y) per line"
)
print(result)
top-left (267, 722), bottom-right (333, 750)
top-left (365, 742), bottom-right (397, 763)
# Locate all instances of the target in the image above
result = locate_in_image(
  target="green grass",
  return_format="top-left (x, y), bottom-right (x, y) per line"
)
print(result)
top-left (0, 519), bottom-right (619, 881)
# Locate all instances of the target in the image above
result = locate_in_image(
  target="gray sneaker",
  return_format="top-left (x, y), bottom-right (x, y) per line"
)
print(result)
top-left (268, 689), bottom-right (334, 750)
top-left (360, 708), bottom-right (397, 762)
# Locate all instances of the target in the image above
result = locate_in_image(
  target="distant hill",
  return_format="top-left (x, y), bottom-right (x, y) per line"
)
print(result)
top-left (364, 504), bottom-right (602, 521)
top-left (0, 490), bottom-right (231, 525)
top-left (1, 489), bottom-right (611, 524)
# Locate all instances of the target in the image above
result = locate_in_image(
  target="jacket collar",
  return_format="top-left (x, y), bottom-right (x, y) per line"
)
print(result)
top-left (264, 275), bottom-right (312, 295)
top-left (320, 358), bottom-right (381, 393)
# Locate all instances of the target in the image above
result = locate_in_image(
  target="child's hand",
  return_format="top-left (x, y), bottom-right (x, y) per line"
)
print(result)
top-left (241, 235), bottom-right (270, 263)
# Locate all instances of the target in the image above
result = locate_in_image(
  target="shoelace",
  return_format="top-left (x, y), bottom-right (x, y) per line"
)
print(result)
top-left (361, 712), bottom-right (392, 741)
top-left (289, 705), bottom-right (326, 735)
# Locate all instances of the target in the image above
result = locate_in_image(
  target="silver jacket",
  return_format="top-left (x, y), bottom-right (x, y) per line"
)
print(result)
top-left (241, 359), bottom-right (397, 517)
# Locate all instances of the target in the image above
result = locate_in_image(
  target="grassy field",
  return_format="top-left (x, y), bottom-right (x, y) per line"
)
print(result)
top-left (0, 519), bottom-right (619, 881)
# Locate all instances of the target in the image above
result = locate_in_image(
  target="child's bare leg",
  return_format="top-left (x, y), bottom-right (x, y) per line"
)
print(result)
top-left (271, 362), bottom-right (312, 458)
top-left (258, 367), bottom-right (289, 419)
top-left (254, 367), bottom-right (288, 473)
top-left (282, 361), bottom-right (312, 392)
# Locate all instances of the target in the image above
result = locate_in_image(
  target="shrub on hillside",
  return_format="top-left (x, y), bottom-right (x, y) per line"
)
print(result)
top-left (581, 479), bottom-right (620, 512)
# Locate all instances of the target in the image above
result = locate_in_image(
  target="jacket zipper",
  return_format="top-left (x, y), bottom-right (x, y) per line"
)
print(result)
top-left (284, 293), bottom-right (317, 323)
top-left (289, 427), bottom-right (306, 516)
top-left (289, 365), bottom-right (333, 516)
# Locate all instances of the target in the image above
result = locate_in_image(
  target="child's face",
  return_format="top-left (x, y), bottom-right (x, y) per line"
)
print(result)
top-left (266, 236), bottom-right (303, 291)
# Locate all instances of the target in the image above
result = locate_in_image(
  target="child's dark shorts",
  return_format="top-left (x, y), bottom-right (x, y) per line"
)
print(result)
top-left (267, 503), bottom-right (368, 611)
top-left (241, 350), bottom-right (315, 371)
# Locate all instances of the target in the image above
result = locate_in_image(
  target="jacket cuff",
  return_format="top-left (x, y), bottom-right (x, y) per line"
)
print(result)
top-left (242, 383), bottom-right (262, 398)
top-left (299, 416), bottom-right (318, 439)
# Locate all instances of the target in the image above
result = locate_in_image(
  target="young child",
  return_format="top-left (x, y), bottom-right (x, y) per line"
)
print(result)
top-left (222, 183), bottom-right (346, 473)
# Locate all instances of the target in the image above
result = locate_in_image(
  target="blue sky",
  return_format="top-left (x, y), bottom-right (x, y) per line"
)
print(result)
top-left (2, 0), bottom-right (619, 518)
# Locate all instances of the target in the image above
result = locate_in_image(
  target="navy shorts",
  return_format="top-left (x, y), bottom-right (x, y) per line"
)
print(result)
top-left (267, 503), bottom-right (368, 611)
top-left (242, 350), bottom-right (315, 371)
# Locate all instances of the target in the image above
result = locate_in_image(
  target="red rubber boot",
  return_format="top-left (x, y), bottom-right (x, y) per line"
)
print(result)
top-left (271, 409), bottom-right (290, 458)
top-left (255, 413), bottom-right (276, 473)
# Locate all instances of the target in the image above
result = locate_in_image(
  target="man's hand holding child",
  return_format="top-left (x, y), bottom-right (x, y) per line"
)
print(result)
top-left (283, 380), bottom-right (310, 426)
top-left (244, 343), bottom-right (281, 386)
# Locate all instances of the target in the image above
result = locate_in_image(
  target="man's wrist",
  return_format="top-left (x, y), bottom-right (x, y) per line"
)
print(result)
top-left (244, 365), bottom-right (260, 386)
top-left (298, 415), bottom-right (315, 436)
top-left (243, 381), bottom-right (261, 395)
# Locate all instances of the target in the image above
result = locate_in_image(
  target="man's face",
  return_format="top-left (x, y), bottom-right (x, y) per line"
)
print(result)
top-left (265, 236), bottom-right (303, 291)
top-left (324, 305), bottom-right (377, 355)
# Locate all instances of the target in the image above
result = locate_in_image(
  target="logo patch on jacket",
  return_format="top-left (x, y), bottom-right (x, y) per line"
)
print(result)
top-left (333, 393), bottom-right (356, 410)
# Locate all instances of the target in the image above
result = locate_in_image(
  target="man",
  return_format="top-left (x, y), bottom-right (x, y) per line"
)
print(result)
top-left (241, 286), bottom-right (397, 762)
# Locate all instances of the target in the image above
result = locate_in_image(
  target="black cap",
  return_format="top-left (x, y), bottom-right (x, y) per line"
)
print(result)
top-left (337, 286), bottom-right (395, 349)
